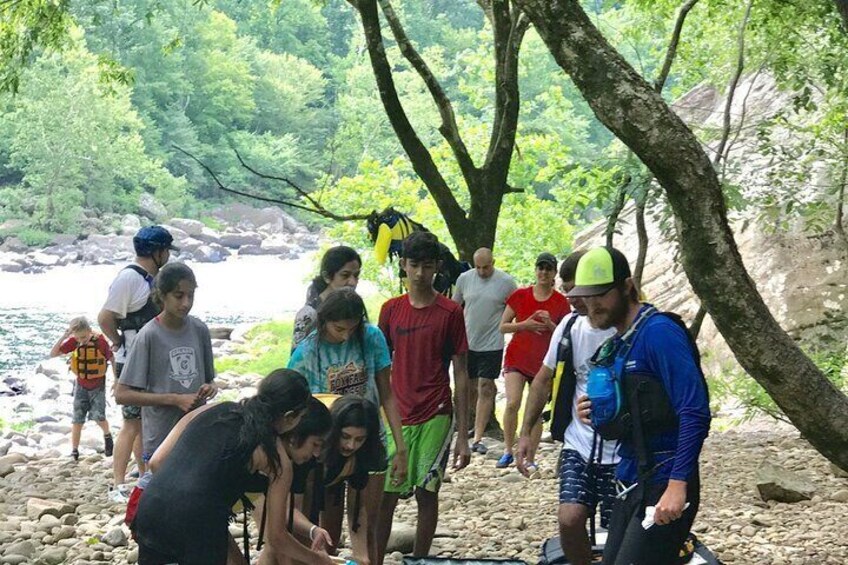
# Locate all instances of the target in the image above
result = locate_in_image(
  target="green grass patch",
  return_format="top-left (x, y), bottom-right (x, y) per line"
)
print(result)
top-left (199, 215), bottom-right (225, 231)
top-left (0, 417), bottom-right (35, 433)
top-left (215, 319), bottom-right (294, 377)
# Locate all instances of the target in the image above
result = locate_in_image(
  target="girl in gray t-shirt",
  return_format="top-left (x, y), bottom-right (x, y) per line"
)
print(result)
top-left (116, 263), bottom-right (217, 461)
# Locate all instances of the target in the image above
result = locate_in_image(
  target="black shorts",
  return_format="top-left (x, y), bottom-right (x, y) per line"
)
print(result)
top-left (468, 350), bottom-right (503, 380)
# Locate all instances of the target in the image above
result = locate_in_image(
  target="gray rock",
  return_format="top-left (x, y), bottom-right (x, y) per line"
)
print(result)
top-left (0, 236), bottom-right (28, 253)
top-left (101, 527), bottom-right (128, 547)
top-left (35, 547), bottom-right (67, 565)
top-left (193, 244), bottom-right (229, 263)
top-left (756, 461), bottom-right (816, 503)
top-left (138, 193), bottom-right (167, 221)
top-left (52, 233), bottom-right (78, 246)
top-left (386, 523), bottom-right (416, 554)
top-left (195, 226), bottom-right (222, 245)
top-left (1, 555), bottom-right (28, 565)
top-left (0, 259), bottom-right (25, 273)
top-left (2, 541), bottom-right (35, 558)
top-left (121, 214), bottom-right (141, 235)
top-left (175, 237), bottom-right (204, 253)
top-left (169, 218), bottom-right (205, 237)
top-left (29, 252), bottom-right (60, 267)
top-left (0, 453), bottom-right (28, 466)
top-left (829, 462), bottom-right (848, 479)
top-left (26, 498), bottom-right (76, 520)
top-left (209, 327), bottom-right (233, 340)
top-left (236, 244), bottom-right (265, 256)
top-left (830, 489), bottom-right (848, 503)
top-left (220, 232), bottom-right (263, 249)
top-left (54, 525), bottom-right (76, 541)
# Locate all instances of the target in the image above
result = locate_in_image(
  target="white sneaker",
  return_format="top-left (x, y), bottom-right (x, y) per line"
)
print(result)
top-left (108, 484), bottom-right (130, 504)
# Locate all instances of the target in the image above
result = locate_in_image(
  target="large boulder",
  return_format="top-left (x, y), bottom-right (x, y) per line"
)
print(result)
top-left (209, 327), bottom-right (234, 340)
top-left (160, 225), bottom-right (188, 241)
top-left (51, 233), bottom-right (77, 246)
top-left (0, 236), bottom-right (28, 253)
top-left (29, 252), bottom-right (60, 267)
top-left (220, 231), bottom-right (263, 249)
top-left (193, 244), bottom-right (229, 263)
top-left (121, 214), bottom-right (142, 235)
top-left (177, 237), bottom-right (205, 253)
top-left (169, 218), bottom-right (205, 237)
top-left (237, 244), bottom-right (270, 256)
top-left (196, 226), bottom-right (223, 245)
top-left (756, 460), bottom-right (817, 503)
top-left (260, 235), bottom-right (293, 255)
top-left (138, 193), bottom-right (168, 221)
top-left (0, 256), bottom-right (25, 272)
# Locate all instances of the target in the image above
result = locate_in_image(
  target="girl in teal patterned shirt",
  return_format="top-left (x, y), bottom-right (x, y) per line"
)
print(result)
top-left (288, 288), bottom-right (407, 564)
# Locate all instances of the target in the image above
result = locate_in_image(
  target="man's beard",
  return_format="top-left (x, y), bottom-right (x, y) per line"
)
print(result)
top-left (588, 290), bottom-right (629, 330)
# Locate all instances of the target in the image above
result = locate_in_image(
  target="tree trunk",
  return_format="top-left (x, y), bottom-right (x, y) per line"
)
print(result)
top-left (349, 0), bottom-right (526, 262)
top-left (514, 0), bottom-right (848, 470)
top-left (835, 127), bottom-right (848, 251)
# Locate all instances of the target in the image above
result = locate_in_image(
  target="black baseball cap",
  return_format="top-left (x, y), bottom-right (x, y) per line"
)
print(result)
top-left (535, 252), bottom-right (557, 269)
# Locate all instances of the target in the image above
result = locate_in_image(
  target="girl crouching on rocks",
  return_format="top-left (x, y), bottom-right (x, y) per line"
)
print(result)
top-left (131, 370), bottom-right (334, 565)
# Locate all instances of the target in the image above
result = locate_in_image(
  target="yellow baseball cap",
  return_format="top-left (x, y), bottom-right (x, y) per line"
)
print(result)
top-left (567, 246), bottom-right (632, 297)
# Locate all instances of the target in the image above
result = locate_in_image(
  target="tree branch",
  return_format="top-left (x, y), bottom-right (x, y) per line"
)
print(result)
top-left (605, 175), bottom-right (631, 247)
top-left (377, 0), bottom-right (479, 188)
top-left (484, 1), bottom-right (529, 182)
top-left (714, 0), bottom-right (753, 167)
top-left (654, 0), bottom-right (701, 93)
top-left (348, 0), bottom-right (468, 234)
top-left (173, 145), bottom-right (371, 222)
top-left (835, 126), bottom-right (848, 250)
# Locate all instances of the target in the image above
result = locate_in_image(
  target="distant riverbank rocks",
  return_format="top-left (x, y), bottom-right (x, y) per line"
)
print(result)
top-left (0, 204), bottom-right (320, 273)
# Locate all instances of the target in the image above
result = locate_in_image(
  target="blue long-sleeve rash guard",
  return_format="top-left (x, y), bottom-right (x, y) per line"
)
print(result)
top-left (614, 307), bottom-right (712, 484)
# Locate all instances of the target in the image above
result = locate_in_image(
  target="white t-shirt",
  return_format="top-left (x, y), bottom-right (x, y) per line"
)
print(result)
top-left (543, 314), bottom-right (618, 463)
top-left (102, 267), bottom-right (154, 363)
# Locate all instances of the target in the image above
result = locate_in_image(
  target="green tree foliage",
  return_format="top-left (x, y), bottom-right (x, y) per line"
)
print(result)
top-left (0, 28), bottom-right (186, 232)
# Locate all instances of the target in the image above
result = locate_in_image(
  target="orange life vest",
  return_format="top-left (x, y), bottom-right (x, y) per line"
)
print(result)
top-left (69, 336), bottom-right (108, 381)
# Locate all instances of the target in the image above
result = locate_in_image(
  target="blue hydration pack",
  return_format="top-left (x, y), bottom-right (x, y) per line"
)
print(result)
top-left (586, 306), bottom-right (681, 442)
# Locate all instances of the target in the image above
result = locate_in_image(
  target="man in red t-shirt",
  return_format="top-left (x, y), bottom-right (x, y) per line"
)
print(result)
top-left (376, 231), bottom-right (471, 564)
top-left (50, 316), bottom-right (115, 461)
top-left (499, 252), bottom-right (570, 471)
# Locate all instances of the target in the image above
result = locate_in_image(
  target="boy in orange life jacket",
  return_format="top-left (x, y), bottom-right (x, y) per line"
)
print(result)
top-left (50, 316), bottom-right (114, 461)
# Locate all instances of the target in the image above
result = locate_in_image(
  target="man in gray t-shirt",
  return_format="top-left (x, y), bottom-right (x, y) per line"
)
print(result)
top-left (117, 316), bottom-right (215, 458)
top-left (452, 247), bottom-right (516, 453)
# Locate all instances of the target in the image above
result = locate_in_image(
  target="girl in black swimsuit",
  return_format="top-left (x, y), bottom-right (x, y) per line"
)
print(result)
top-left (131, 370), bottom-right (334, 565)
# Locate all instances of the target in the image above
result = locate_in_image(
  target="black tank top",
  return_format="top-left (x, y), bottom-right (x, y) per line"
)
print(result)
top-left (133, 402), bottom-right (264, 559)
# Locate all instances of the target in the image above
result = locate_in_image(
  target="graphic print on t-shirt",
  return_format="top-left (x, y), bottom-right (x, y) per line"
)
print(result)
top-left (168, 346), bottom-right (198, 388)
top-left (327, 361), bottom-right (367, 396)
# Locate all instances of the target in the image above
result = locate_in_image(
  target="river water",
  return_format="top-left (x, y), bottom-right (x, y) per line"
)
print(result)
top-left (0, 255), bottom-right (322, 380)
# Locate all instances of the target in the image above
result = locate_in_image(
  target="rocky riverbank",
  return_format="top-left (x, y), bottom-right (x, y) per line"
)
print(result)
top-left (2, 412), bottom-right (847, 563)
top-left (0, 203), bottom-right (320, 273)
top-left (3, 325), bottom-right (847, 564)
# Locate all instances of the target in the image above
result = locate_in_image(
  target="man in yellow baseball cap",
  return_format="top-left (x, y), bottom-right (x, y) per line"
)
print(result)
top-left (567, 246), bottom-right (711, 565)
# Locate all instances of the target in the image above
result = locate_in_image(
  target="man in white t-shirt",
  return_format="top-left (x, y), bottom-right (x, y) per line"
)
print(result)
top-left (452, 248), bottom-right (516, 453)
top-left (98, 226), bottom-right (177, 503)
top-left (516, 251), bottom-right (617, 565)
